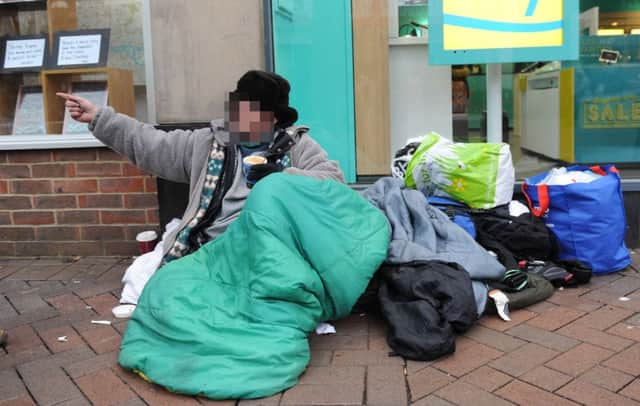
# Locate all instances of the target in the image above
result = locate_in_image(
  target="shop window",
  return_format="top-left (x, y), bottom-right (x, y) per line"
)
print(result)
top-left (0, 0), bottom-right (147, 149)
top-left (398, 0), bottom-right (428, 38)
top-left (379, 1), bottom-right (640, 181)
top-left (516, 14), bottom-right (640, 179)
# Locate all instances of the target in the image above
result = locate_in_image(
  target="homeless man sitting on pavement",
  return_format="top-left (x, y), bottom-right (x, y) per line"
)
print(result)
top-left (57, 70), bottom-right (392, 399)
top-left (58, 70), bottom-right (344, 261)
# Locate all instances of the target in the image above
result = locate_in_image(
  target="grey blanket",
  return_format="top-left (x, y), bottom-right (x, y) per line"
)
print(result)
top-left (362, 178), bottom-right (505, 314)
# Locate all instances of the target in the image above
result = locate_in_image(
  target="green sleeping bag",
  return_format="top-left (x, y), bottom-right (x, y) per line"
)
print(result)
top-left (118, 173), bottom-right (390, 399)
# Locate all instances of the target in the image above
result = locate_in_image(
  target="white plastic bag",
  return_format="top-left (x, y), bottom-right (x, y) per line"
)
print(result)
top-left (538, 167), bottom-right (601, 186)
top-left (119, 219), bottom-right (181, 304)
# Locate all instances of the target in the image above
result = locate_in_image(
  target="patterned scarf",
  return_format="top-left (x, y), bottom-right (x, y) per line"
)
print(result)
top-left (164, 138), bottom-right (292, 263)
top-left (164, 140), bottom-right (225, 262)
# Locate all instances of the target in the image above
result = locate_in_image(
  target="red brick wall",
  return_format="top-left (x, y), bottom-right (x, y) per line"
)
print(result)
top-left (0, 148), bottom-right (160, 257)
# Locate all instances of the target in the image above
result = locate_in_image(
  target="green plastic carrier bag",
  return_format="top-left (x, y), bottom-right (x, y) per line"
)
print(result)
top-left (405, 132), bottom-right (515, 209)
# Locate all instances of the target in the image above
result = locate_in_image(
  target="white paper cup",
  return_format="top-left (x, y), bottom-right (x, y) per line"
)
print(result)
top-left (243, 155), bottom-right (268, 186)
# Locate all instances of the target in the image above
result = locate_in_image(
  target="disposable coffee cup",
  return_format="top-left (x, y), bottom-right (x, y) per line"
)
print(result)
top-left (136, 230), bottom-right (158, 254)
top-left (243, 155), bottom-right (267, 187)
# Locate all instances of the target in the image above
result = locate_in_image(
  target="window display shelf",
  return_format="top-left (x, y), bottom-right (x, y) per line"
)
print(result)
top-left (0, 67), bottom-right (134, 136)
top-left (41, 67), bottom-right (134, 134)
top-left (0, 0), bottom-right (135, 138)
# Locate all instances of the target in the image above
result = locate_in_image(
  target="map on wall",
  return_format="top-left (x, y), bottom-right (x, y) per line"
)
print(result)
top-left (77, 0), bottom-right (146, 85)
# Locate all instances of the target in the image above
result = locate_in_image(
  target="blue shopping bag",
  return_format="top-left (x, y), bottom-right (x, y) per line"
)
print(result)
top-left (522, 165), bottom-right (630, 275)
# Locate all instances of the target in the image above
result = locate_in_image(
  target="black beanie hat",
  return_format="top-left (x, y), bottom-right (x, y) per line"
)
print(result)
top-left (229, 70), bottom-right (298, 129)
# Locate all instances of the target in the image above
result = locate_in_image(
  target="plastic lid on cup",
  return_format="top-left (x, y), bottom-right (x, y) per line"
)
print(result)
top-left (136, 230), bottom-right (158, 243)
top-left (243, 155), bottom-right (267, 165)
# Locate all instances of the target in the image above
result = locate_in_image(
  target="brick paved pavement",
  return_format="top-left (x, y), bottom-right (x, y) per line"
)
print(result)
top-left (1, 251), bottom-right (640, 405)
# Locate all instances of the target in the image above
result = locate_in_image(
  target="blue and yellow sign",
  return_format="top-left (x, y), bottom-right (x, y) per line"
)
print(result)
top-left (429, 0), bottom-right (579, 65)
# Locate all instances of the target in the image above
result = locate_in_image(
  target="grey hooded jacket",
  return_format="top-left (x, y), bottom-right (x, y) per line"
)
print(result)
top-left (362, 177), bottom-right (505, 314)
top-left (89, 107), bottom-right (345, 256)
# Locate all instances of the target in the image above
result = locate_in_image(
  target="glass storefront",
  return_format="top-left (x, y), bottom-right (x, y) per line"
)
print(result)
top-left (1, 0), bottom-right (638, 182)
top-left (0, 0), bottom-right (147, 141)
top-left (354, 0), bottom-right (640, 181)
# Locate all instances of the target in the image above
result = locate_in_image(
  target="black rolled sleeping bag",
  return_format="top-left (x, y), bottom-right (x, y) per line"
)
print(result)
top-left (377, 260), bottom-right (477, 361)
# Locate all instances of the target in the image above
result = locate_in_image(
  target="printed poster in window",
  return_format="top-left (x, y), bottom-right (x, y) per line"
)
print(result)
top-left (62, 81), bottom-right (108, 134)
top-left (12, 85), bottom-right (46, 135)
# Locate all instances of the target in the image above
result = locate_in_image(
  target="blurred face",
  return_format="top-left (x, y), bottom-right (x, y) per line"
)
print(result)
top-left (225, 100), bottom-right (276, 144)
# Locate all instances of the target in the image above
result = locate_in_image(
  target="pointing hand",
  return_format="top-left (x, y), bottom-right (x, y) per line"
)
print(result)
top-left (56, 92), bottom-right (99, 123)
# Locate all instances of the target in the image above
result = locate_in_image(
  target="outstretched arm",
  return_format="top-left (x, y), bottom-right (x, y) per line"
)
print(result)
top-left (57, 93), bottom-right (201, 184)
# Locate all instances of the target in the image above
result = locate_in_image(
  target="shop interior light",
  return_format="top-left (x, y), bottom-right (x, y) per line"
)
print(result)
top-left (598, 29), bottom-right (625, 36)
top-left (631, 29), bottom-right (640, 35)
top-left (611, 21), bottom-right (619, 27)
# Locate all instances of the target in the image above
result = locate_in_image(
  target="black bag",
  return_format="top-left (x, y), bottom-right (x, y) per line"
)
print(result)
top-left (471, 205), bottom-right (555, 261)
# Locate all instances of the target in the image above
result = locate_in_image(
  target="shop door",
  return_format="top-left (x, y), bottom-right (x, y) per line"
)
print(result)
top-left (271, 0), bottom-right (356, 182)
